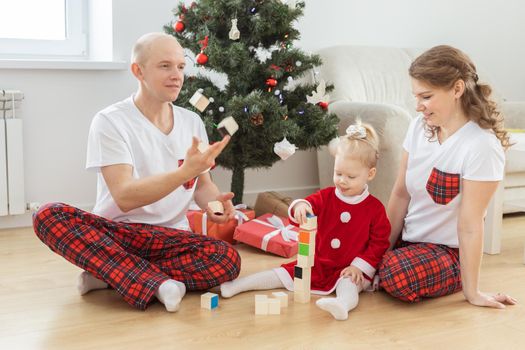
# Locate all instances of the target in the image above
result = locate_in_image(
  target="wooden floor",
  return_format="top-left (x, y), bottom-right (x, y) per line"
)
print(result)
top-left (1, 215), bottom-right (524, 350)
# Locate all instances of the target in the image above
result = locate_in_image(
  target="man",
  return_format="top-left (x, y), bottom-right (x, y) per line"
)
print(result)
top-left (33, 33), bottom-right (241, 312)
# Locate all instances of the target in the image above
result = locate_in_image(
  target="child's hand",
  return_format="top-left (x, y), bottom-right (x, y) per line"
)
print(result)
top-left (340, 265), bottom-right (364, 286)
top-left (293, 202), bottom-right (313, 225)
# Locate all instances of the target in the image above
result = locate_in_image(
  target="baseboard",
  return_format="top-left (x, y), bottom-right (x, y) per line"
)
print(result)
top-left (0, 203), bottom-right (94, 230)
top-left (0, 186), bottom-right (320, 230)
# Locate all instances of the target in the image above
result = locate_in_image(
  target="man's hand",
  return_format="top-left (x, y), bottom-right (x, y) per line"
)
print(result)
top-left (182, 135), bottom-right (230, 177)
top-left (207, 192), bottom-right (235, 224)
top-left (340, 265), bottom-right (364, 286)
top-left (293, 202), bottom-right (313, 225)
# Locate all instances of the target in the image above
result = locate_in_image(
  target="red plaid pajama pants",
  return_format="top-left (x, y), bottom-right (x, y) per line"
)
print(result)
top-left (378, 241), bottom-right (462, 302)
top-left (33, 203), bottom-right (241, 310)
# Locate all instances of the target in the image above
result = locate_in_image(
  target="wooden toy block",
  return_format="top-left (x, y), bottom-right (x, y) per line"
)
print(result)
top-left (217, 116), bottom-right (239, 137)
top-left (299, 215), bottom-right (317, 231)
top-left (208, 201), bottom-right (224, 215)
top-left (189, 91), bottom-right (210, 112)
top-left (294, 265), bottom-right (303, 279)
top-left (294, 290), bottom-right (310, 303)
top-left (198, 141), bottom-right (209, 153)
top-left (297, 253), bottom-right (314, 267)
top-left (268, 298), bottom-right (281, 314)
top-left (299, 230), bottom-right (316, 245)
top-left (298, 243), bottom-right (310, 256)
top-left (255, 295), bottom-right (268, 315)
top-left (201, 292), bottom-right (219, 310)
top-left (271, 292), bottom-right (288, 308)
top-left (294, 266), bottom-right (311, 286)
top-left (293, 272), bottom-right (311, 291)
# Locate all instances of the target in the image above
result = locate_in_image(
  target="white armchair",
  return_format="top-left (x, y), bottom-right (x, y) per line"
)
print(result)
top-left (313, 45), bottom-right (525, 254)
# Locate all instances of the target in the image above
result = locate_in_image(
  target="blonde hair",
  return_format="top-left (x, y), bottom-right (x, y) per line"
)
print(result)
top-left (328, 121), bottom-right (379, 168)
top-left (409, 45), bottom-right (511, 150)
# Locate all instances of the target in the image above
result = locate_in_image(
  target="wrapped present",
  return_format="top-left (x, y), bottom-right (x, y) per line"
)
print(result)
top-left (254, 191), bottom-right (293, 217)
top-left (234, 213), bottom-right (299, 257)
top-left (187, 204), bottom-right (255, 244)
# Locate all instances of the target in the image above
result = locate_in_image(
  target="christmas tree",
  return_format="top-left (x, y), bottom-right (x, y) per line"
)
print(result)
top-left (165, 0), bottom-right (339, 204)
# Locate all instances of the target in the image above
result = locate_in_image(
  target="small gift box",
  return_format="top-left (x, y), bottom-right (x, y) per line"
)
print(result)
top-left (187, 204), bottom-right (255, 244)
top-left (253, 191), bottom-right (293, 218)
top-left (233, 214), bottom-right (299, 257)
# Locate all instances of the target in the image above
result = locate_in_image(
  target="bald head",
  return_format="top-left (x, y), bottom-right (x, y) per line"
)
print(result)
top-left (131, 32), bottom-right (183, 65)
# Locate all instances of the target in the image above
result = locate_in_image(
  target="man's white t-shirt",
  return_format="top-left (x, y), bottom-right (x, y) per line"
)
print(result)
top-left (402, 115), bottom-right (505, 247)
top-left (86, 96), bottom-right (208, 229)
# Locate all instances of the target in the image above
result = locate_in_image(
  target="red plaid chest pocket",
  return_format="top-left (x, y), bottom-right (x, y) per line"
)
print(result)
top-left (425, 167), bottom-right (460, 205)
top-left (178, 159), bottom-right (197, 190)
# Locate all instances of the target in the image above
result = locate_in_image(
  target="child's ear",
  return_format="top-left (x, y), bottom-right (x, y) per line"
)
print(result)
top-left (368, 167), bottom-right (377, 181)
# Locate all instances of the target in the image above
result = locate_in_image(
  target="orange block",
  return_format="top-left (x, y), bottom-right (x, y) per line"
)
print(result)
top-left (299, 230), bottom-right (311, 244)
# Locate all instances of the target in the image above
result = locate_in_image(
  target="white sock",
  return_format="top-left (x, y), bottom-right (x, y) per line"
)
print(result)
top-left (220, 270), bottom-right (284, 298)
top-left (155, 279), bottom-right (186, 312)
top-left (316, 278), bottom-right (360, 321)
top-left (77, 271), bottom-right (108, 296)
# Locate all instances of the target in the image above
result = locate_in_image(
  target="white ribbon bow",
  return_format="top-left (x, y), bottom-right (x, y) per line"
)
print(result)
top-left (346, 124), bottom-right (366, 139)
top-left (201, 204), bottom-right (250, 236)
top-left (252, 215), bottom-right (298, 251)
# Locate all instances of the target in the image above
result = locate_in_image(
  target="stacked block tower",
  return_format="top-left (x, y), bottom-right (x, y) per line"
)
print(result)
top-left (294, 214), bottom-right (317, 303)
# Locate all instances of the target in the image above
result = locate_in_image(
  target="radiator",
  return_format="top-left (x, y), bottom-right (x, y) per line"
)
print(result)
top-left (0, 90), bottom-right (25, 216)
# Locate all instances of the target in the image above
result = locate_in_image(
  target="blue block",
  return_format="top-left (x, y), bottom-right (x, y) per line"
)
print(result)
top-left (211, 294), bottom-right (219, 309)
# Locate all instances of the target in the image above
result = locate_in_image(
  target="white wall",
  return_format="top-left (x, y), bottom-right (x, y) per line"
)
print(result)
top-left (1, 0), bottom-right (523, 228)
top-left (298, 0), bottom-right (525, 101)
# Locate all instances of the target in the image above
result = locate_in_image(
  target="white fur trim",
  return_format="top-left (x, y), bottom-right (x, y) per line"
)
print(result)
top-left (274, 267), bottom-right (294, 291)
top-left (351, 257), bottom-right (376, 279)
top-left (335, 185), bottom-right (369, 204)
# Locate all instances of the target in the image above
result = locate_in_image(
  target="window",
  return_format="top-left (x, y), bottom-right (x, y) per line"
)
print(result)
top-left (0, 0), bottom-right (87, 58)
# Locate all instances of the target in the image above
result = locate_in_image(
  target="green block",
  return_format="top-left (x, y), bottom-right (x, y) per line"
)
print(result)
top-left (298, 243), bottom-right (309, 256)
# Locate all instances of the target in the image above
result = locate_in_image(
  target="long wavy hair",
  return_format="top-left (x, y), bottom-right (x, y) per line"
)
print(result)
top-left (409, 45), bottom-right (511, 149)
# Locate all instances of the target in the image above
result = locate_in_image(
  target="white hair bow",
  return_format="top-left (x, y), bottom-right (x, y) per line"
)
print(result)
top-left (346, 125), bottom-right (366, 139)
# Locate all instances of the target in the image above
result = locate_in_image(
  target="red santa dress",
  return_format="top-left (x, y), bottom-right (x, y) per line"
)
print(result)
top-left (274, 186), bottom-right (391, 294)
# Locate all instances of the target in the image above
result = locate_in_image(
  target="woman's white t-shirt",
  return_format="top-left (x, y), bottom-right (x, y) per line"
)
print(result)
top-left (86, 96), bottom-right (208, 229)
top-left (402, 115), bottom-right (505, 247)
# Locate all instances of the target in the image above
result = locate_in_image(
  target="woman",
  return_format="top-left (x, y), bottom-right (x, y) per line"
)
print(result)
top-left (379, 45), bottom-right (517, 308)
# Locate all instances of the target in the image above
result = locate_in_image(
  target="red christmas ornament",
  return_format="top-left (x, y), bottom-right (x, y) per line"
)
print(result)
top-left (174, 21), bottom-right (185, 33)
top-left (196, 52), bottom-right (208, 65)
top-left (265, 78), bottom-right (278, 87)
top-left (317, 101), bottom-right (329, 110)
top-left (195, 35), bottom-right (209, 65)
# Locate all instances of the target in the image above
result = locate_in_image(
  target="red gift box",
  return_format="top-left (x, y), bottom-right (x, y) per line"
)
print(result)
top-left (187, 205), bottom-right (255, 244)
top-left (233, 213), bottom-right (299, 257)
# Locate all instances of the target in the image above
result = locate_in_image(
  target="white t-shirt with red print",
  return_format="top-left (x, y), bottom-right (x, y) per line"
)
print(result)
top-left (86, 96), bottom-right (209, 229)
top-left (402, 115), bottom-right (504, 247)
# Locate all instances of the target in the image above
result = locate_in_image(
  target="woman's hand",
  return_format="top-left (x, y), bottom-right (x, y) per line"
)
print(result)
top-left (466, 291), bottom-right (517, 309)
